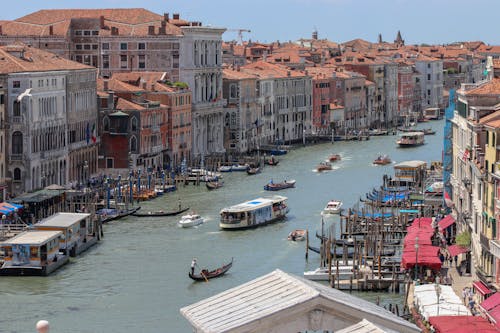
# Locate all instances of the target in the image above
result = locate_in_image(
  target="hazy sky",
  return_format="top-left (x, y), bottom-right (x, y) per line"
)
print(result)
top-left (1, 0), bottom-right (497, 45)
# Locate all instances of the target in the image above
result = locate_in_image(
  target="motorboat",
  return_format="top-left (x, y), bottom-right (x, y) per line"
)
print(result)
top-left (323, 200), bottom-right (343, 214)
top-left (287, 229), bottom-right (306, 241)
top-left (316, 161), bottom-right (332, 172)
top-left (328, 154), bottom-right (341, 162)
top-left (263, 179), bottom-right (296, 191)
top-left (373, 155), bottom-right (391, 165)
top-left (264, 156), bottom-right (279, 166)
top-left (178, 214), bottom-right (204, 228)
top-left (231, 164), bottom-right (249, 171)
top-left (218, 165), bottom-right (232, 172)
top-left (246, 167), bottom-right (261, 175)
top-left (303, 266), bottom-right (356, 281)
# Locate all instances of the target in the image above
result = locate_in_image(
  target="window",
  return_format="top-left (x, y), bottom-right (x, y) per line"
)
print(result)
top-left (83, 30), bottom-right (91, 36)
top-left (12, 131), bottom-right (23, 154)
top-left (427, 63), bottom-right (431, 69)
top-left (13, 81), bottom-right (20, 88)
top-left (138, 43), bottom-right (146, 50)
top-left (106, 158), bottom-right (114, 168)
top-left (102, 43), bottom-right (109, 50)
top-left (13, 168), bottom-right (21, 181)
top-left (131, 117), bottom-right (138, 131)
top-left (92, 31), bottom-right (99, 36)
top-left (427, 74), bottom-right (431, 80)
top-left (229, 84), bottom-right (237, 98)
top-left (76, 44), bottom-right (83, 50)
top-left (427, 89), bottom-right (431, 97)
top-left (129, 136), bottom-right (137, 151)
top-left (92, 44), bottom-right (98, 50)
top-left (103, 116), bottom-right (110, 131)
top-left (13, 101), bottom-right (21, 117)
top-left (83, 44), bottom-right (91, 50)
top-left (120, 55), bottom-right (128, 69)
top-left (0, 94), bottom-right (4, 105)
top-left (102, 55), bottom-right (110, 69)
top-left (138, 55), bottom-right (145, 69)
top-left (120, 43), bottom-right (128, 50)
top-left (75, 30), bottom-right (82, 36)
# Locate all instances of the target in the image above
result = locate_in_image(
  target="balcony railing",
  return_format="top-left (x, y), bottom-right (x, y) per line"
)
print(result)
top-left (490, 239), bottom-right (500, 259)
top-left (480, 233), bottom-right (491, 251)
top-left (10, 154), bottom-right (22, 161)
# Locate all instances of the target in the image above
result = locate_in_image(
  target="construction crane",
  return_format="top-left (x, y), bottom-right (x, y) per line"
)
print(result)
top-left (226, 29), bottom-right (251, 45)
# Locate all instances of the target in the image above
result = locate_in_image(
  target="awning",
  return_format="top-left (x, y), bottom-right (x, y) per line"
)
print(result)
top-left (473, 280), bottom-right (494, 296)
top-left (481, 292), bottom-right (500, 312)
top-left (448, 244), bottom-right (470, 257)
top-left (438, 215), bottom-right (456, 231)
top-left (489, 305), bottom-right (500, 325)
top-left (429, 315), bottom-right (500, 332)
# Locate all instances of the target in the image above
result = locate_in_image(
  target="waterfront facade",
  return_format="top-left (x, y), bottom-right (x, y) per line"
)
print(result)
top-left (0, 44), bottom-right (98, 196)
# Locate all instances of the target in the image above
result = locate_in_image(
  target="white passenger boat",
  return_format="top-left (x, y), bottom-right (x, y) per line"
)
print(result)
top-left (396, 132), bottom-right (425, 147)
top-left (220, 195), bottom-right (289, 230)
top-left (231, 164), bottom-right (249, 171)
top-left (323, 200), bottom-right (343, 214)
top-left (303, 266), bottom-right (355, 281)
top-left (178, 214), bottom-right (204, 228)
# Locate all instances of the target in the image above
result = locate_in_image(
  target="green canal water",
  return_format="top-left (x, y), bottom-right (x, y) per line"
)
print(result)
top-left (0, 121), bottom-right (444, 333)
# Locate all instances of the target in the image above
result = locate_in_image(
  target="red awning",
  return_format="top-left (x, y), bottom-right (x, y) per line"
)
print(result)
top-left (482, 292), bottom-right (500, 312)
top-left (438, 214), bottom-right (455, 231)
top-left (473, 280), bottom-right (494, 296)
top-left (429, 315), bottom-right (500, 332)
top-left (489, 305), bottom-right (500, 326)
top-left (448, 244), bottom-right (470, 257)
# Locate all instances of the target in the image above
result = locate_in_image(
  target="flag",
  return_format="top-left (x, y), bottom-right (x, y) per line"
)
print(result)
top-left (444, 189), bottom-right (454, 208)
top-left (91, 123), bottom-right (97, 143)
top-left (86, 123), bottom-right (90, 145)
top-left (462, 148), bottom-right (469, 161)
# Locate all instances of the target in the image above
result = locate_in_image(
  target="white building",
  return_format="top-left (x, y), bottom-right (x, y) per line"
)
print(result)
top-left (414, 57), bottom-right (444, 110)
top-left (180, 25), bottom-right (226, 158)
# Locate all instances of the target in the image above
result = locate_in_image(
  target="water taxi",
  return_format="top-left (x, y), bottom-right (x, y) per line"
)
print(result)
top-left (220, 195), bottom-right (289, 230)
top-left (323, 200), bottom-right (343, 214)
top-left (0, 230), bottom-right (69, 276)
top-left (316, 161), bottom-right (333, 172)
top-left (34, 212), bottom-right (97, 257)
top-left (178, 214), bottom-right (204, 228)
top-left (373, 155), bottom-right (392, 165)
top-left (328, 154), bottom-right (341, 162)
top-left (396, 132), bottom-right (425, 147)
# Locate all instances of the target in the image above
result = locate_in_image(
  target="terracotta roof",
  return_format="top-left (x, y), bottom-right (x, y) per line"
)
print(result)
top-left (97, 78), bottom-right (144, 93)
top-left (115, 97), bottom-right (145, 111)
top-left (3, 8), bottom-right (182, 37)
top-left (465, 78), bottom-right (500, 96)
top-left (223, 68), bottom-right (257, 80)
top-left (479, 110), bottom-right (500, 126)
top-left (0, 43), bottom-right (93, 73)
top-left (111, 71), bottom-right (188, 92)
top-left (239, 61), bottom-right (308, 79)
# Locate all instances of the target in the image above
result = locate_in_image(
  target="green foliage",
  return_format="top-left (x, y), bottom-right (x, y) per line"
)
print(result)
top-left (172, 81), bottom-right (189, 89)
top-left (456, 230), bottom-right (471, 247)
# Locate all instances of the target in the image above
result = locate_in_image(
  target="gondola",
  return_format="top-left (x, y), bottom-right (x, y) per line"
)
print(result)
top-left (264, 158), bottom-right (279, 166)
top-left (206, 181), bottom-right (223, 190)
top-left (98, 206), bottom-right (141, 224)
top-left (263, 179), bottom-right (296, 191)
top-left (188, 258), bottom-right (233, 281)
top-left (246, 167), bottom-right (261, 175)
top-left (131, 207), bottom-right (189, 217)
top-left (307, 245), bottom-right (355, 258)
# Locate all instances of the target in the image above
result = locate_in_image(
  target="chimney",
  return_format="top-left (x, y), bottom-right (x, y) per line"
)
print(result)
top-left (100, 15), bottom-right (105, 29)
top-left (142, 81), bottom-right (147, 89)
top-left (107, 90), bottom-right (115, 109)
top-left (312, 30), bottom-right (318, 40)
top-left (159, 26), bottom-right (166, 35)
top-left (161, 20), bottom-right (166, 28)
top-left (173, 13), bottom-right (180, 20)
top-left (49, 25), bottom-right (53, 35)
top-left (164, 13), bottom-right (169, 22)
top-left (0, 25), bottom-right (3, 35)
top-left (103, 80), bottom-right (109, 91)
top-left (287, 70), bottom-right (291, 77)
top-left (148, 26), bottom-right (155, 35)
top-left (111, 27), bottom-right (119, 35)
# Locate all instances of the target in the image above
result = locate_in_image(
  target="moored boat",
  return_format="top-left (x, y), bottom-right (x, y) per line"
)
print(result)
top-left (263, 179), bottom-right (296, 191)
top-left (287, 229), bottom-right (306, 241)
top-left (246, 167), bottom-right (261, 175)
top-left (218, 165), bottom-right (232, 172)
top-left (231, 164), bottom-right (249, 172)
top-left (396, 132), bottom-right (425, 147)
top-left (316, 161), bottom-right (332, 172)
top-left (188, 258), bottom-right (233, 281)
top-left (178, 214), bottom-right (204, 228)
top-left (373, 155), bottom-right (392, 165)
top-left (206, 181), bottom-right (224, 190)
top-left (220, 195), bottom-right (289, 229)
top-left (328, 154), bottom-right (341, 162)
top-left (323, 200), bottom-right (343, 214)
top-left (131, 207), bottom-right (190, 217)
top-left (303, 266), bottom-right (355, 281)
top-left (98, 206), bottom-right (141, 224)
top-left (421, 128), bottom-right (436, 135)
top-left (264, 156), bottom-right (279, 166)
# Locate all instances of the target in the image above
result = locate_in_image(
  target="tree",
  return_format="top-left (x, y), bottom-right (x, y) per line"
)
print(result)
top-left (456, 230), bottom-right (471, 247)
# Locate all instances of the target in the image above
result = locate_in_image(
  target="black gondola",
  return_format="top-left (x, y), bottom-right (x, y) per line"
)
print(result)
top-left (98, 206), bottom-right (141, 224)
top-left (206, 181), bottom-right (224, 190)
top-left (131, 207), bottom-right (189, 217)
top-left (246, 167), bottom-right (261, 175)
top-left (189, 258), bottom-right (233, 281)
top-left (264, 157), bottom-right (279, 166)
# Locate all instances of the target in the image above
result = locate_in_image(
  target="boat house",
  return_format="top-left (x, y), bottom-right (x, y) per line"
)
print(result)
top-left (181, 269), bottom-right (420, 333)
top-left (393, 160), bottom-right (427, 190)
top-left (0, 230), bottom-right (68, 276)
top-left (34, 212), bottom-right (97, 256)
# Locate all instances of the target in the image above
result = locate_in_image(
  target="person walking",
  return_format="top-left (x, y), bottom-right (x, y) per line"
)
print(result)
top-left (454, 255), bottom-right (458, 267)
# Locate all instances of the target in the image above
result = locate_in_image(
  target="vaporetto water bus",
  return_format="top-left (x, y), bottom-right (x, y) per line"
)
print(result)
top-left (219, 195), bottom-right (289, 230)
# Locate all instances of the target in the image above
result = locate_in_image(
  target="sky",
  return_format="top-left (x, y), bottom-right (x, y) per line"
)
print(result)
top-left (0, 0), bottom-right (498, 45)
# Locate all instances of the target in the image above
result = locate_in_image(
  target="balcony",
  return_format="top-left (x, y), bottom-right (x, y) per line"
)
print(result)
top-left (10, 154), bottom-right (22, 161)
top-left (151, 145), bottom-right (163, 154)
top-left (490, 239), bottom-right (500, 259)
top-left (480, 233), bottom-right (491, 251)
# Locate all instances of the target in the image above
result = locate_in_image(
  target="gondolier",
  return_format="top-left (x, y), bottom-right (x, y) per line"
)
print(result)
top-left (191, 258), bottom-right (197, 275)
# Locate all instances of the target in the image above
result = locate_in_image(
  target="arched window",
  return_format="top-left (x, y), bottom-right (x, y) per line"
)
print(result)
top-left (130, 136), bottom-right (137, 152)
top-left (13, 168), bottom-right (21, 181)
top-left (12, 131), bottom-right (23, 154)
top-left (230, 84), bottom-right (237, 99)
top-left (13, 101), bottom-right (21, 117)
top-left (103, 116), bottom-right (110, 132)
top-left (131, 117), bottom-right (138, 132)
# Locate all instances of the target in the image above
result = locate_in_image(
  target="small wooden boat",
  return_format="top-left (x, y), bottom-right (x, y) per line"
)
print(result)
top-left (328, 154), bottom-right (341, 162)
top-left (316, 161), bottom-right (332, 172)
top-left (178, 213), bottom-right (204, 228)
top-left (288, 229), bottom-right (306, 241)
top-left (98, 206), bottom-right (141, 223)
top-left (373, 155), bottom-right (391, 165)
top-left (231, 164), bottom-right (249, 171)
top-left (421, 128), bottom-right (436, 135)
top-left (218, 165), bottom-right (232, 172)
top-left (189, 258), bottom-right (233, 281)
top-left (246, 167), bottom-right (261, 175)
top-left (206, 181), bottom-right (224, 190)
top-left (264, 157), bottom-right (279, 166)
top-left (131, 207), bottom-right (189, 217)
top-left (263, 179), bottom-right (296, 191)
top-left (323, 200), bottom-right (343, 214)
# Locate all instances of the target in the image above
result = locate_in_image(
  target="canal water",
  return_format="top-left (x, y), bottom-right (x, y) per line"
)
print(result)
top-left (1, 121), bottom-right (444, 333)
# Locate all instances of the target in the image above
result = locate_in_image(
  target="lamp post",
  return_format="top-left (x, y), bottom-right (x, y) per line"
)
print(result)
top-left (117, 174), bottom-right (122, 203)
top-left (105, 177), bottom-right (110, 210)
top-left (83, 160), bottom-right (89, 188)
top-left (161, 171), bottom-right (165, 192)
top-left (414, 236), bottom-right (419, 281)
top-left (435, 280), bottom-right (442, 316)
top-left (128, 172), bottom-right (133, 204)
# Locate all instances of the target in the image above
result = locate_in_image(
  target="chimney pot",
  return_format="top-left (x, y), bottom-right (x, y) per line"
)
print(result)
top-left (148, 26), bottom-right (155, 35)
top-left (100, 15), bottom-right (105, 29)
top-left (287, 70), bottom-right (291, 77)
top-left (173, 13), bottom-right (180, 20)
top-left (0, 25), bottom-right (2, 35)
top-left (103, 80), bottom-right (109, 91)
top-left (164, 13), bottom-right (169, 22)
top-left (49, 25), bottom-right (53, 35)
